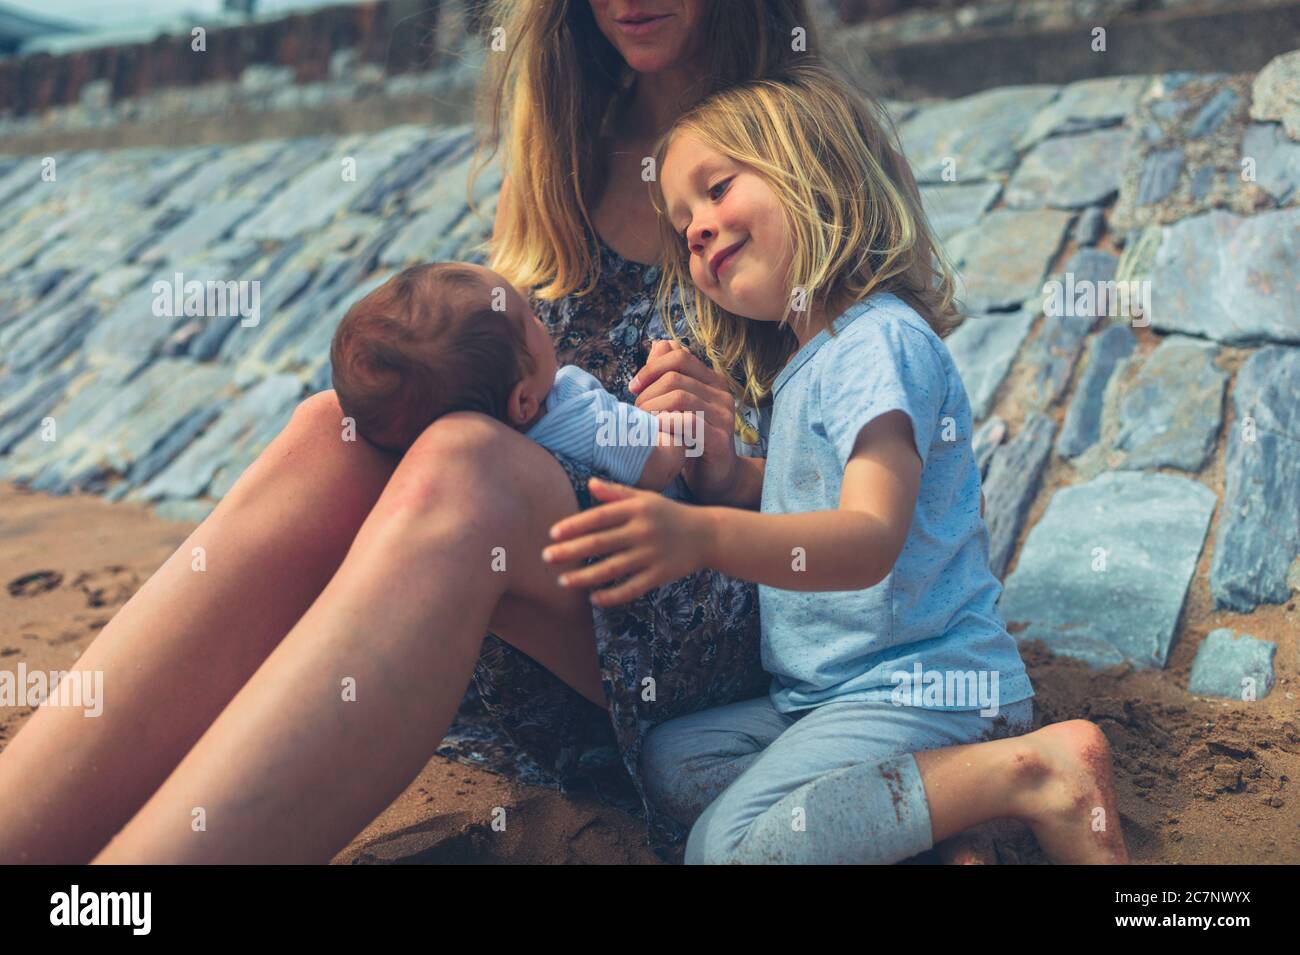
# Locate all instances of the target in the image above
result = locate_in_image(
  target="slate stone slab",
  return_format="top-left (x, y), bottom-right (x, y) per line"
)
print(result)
top-left (380, 201), bottom-right (471, 268)
top-left (1112, 335), bottom-right (1226, 472)
top-left (1059, 247), bottom-right (1120, 295)
top-left (919, 182), bottom-right (1001, 242)
top-left (1005, 129), bottom-right (1133, 210)
top-left (1135, 147), bottom-right (1184, 205)
top-left (0, 367), bottom-right (78, 457)
top-left (1186, 87), bottom-right (1240, 139)
top-left (233, 132), bottom-right (423, 242)
top-left (136, 374), bottom-right (304, 502)
top-left (972, 415), bottom-right (1006, 478)
top-left (1241, 122), bottom-right (1300, 203)
top-left (1210, 346), bottom-right (1300, 611)
top-left (1, 303), bottom-right (97, 375)
top-left (349, 129), bottom-right (465, 216)
top-left (404, 131), bottom-right (496, 214)
top-left (1148, 208), bottom-right (1300, 344)
top-left (1020, 312), bottom-right (1094, 412)
top-left (945, 208), bottom-right (1073, 313)
top-left (945, 307), bottom-right (1037, 420)
top-left (1250, 50), bottom-right (1300, 140)
top-left (1073, 207), bottom-right (1105, 246)
top-left (982, 413), bottom-right (1055, 579)
top-left (136, 199), bottom-right (259, 265)
top-left (82, 264), bottom-right (259, 365)
top-left (1187, 628), bottom-right (1276, 700)
top-left (1019, 249), bottom-right (1119, 410)
top-left (900, 86), bottom-right (1060, 183)
top-left (999, 471), bottom-right (1217, 669)
top-left (108, 404), bottom-right (224, 498)
top-left (8, 361), bottom-right (232, 493)
top-left (1187, 164), bottom-right (1216, 200)
top-left (1058, 324), bottom-right (1137, 458)
top-left (1016, 76), bottom-right (1149, 149)
top-left (162, 140), bottom-right (289, 207)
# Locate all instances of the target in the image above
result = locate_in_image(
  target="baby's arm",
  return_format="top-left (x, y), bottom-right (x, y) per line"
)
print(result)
top-left (544, 410), bottom-right (922, 604)
top-left (634, 432), bottom-right (686, 491)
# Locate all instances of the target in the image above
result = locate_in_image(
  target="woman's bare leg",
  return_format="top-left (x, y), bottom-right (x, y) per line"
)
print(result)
top-left (91, 412), bottom-right (602, 864)
top-left (918, 719), bottom-right (1130, 864)
top-left (0, 391), bottom-right (397, 864)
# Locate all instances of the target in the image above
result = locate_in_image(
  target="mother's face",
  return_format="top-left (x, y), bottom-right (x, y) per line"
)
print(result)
top-left (588, 1), bottom-right (707, 73)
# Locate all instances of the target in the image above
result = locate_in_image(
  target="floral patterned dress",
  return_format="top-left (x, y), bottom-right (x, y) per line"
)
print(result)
top-left (443, 230), bottom-right (771, 862)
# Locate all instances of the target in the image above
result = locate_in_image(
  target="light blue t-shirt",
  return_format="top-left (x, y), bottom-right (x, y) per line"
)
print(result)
top-left (527, 364), bottom-right (688, 497)
top-left (760, 292), bottom-right (1035, 714)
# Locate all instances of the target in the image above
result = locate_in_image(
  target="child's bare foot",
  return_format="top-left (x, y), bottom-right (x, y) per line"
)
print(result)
top-left (1008, 720), bottom-right (1130, 864)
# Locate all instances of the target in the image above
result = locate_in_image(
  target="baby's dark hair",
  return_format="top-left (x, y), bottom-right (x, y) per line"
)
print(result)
top-left (329, 263), bottom-right (535, 452)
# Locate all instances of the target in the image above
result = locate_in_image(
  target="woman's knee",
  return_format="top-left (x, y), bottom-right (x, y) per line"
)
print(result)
top-left (385, 411), bottom-right (574, 528)
top-left (223, 389), bottom-right (392, 522)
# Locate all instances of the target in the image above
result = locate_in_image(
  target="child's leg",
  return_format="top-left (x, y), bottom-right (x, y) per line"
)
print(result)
top-left (686, 701), bottom-right (1126, 864)
top-left (685, 699), bottom-right (1031, 864)
top-left (640, 695), bottom-right (794, 826)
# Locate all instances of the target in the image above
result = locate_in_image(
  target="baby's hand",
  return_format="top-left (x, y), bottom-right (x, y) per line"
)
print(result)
top-left (543, 478), bottom-right (709, 606)
top-left (633, 412), bottom-right (690, 491)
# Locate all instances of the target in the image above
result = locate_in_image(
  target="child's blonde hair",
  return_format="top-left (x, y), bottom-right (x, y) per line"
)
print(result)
top-left (649, 63), bottom-right (961, 411)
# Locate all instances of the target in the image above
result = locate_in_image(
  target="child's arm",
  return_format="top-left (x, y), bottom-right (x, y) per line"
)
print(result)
top-left (544, 411), bottom-right (921, 605)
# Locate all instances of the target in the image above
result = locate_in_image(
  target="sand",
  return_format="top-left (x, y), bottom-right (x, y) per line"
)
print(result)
top-left (1, 481), bottom-right (1296, 864)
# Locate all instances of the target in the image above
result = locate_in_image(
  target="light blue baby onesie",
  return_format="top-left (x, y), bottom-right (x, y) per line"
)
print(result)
top-left (526, 364), bottom-right (688, 497)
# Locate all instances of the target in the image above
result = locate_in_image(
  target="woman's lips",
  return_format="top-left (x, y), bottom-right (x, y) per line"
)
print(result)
top-left (714, 240), bottom-right (746, 279)
top-left (615, 14), bottom-right (671, 37)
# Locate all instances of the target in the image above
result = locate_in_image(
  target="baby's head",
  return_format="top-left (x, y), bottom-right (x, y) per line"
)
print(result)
top-left (648, 62), bottom-right (958, 406)
top-left (329, 262), bottom-right (558, 453)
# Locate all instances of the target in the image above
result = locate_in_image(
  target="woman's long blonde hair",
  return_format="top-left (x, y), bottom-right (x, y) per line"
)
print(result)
top-left (465, 0), bottom-right (835, 303)
top-left (648, 62), bottom-right (960, 411)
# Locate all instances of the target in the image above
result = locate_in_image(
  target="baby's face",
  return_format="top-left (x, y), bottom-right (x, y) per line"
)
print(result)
top-left (661, 131), bottom-right (794, 326)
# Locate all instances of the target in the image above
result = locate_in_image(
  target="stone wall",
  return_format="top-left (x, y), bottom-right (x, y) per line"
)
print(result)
top-left (0, 51), bottom-right (1297, 700)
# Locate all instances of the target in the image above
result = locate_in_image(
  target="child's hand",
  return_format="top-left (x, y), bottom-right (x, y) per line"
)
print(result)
top-left (630, 339), bottom-right (743, 504)
top-left (543, 477), bottom-right (710, 606)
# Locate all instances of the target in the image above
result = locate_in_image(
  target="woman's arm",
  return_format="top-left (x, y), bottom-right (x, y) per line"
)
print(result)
top-left (545, 411), bottom-right (921, 604)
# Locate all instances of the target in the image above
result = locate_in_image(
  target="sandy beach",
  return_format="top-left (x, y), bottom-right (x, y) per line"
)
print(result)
top-left (1, 480), bottom-right (1295, 864)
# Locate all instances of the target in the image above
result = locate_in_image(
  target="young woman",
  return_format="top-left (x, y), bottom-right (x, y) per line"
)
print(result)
top-left (0, 1), bottom-right (1124, 864)
top-left (0, 0), bottom-right (817, 865)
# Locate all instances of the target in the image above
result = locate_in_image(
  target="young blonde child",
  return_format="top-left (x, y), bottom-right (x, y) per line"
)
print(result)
top-left (541, 64), bottom-right (1129, 865)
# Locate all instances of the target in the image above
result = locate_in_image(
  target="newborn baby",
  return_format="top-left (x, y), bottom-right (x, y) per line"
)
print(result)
top-left (330, 261), bottom-right (693, 494)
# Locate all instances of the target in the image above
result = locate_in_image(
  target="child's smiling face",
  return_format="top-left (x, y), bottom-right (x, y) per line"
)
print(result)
top-left (662, 131), bottom-right (794, 326)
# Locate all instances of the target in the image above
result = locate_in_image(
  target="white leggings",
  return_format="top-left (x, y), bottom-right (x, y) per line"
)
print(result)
top-left (640, 695), bottom-right (1034, 864)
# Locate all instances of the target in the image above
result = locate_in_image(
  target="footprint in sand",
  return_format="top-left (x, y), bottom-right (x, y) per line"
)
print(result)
top-left (70, 566), bottom-right (140, 609)
top-left (7, 570), bottom-right (63, 598)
